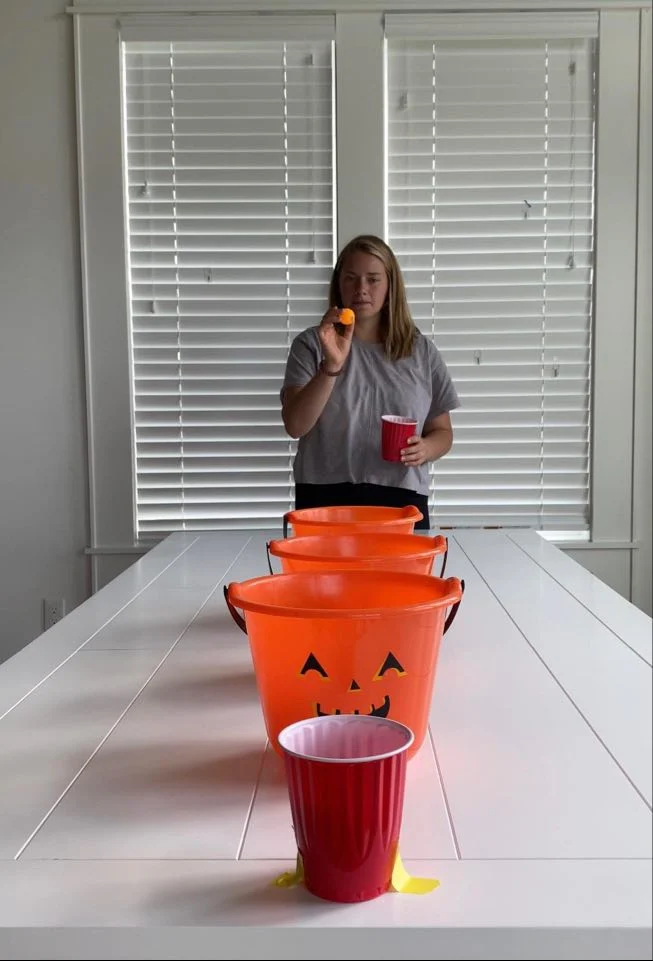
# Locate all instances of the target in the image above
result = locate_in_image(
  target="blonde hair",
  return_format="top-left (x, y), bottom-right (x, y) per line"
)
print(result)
top-left (328, 235), bottom-right (417, 361)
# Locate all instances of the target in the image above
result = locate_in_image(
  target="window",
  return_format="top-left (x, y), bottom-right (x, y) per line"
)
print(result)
top-left (386, 14), bottom-right (597, 531)
top-left (123, 31), bottom-right (334, 538)
top-left (122, 13), bottom-right (597, 537)
top-left (72, 6), bottom-right (646, 573)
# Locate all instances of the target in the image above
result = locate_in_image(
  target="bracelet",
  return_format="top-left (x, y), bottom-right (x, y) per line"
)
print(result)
top-left (319, 359), bottom-right (343, 377)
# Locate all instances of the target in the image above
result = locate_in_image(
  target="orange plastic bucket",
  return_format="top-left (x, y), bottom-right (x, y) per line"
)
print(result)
top-left (224, 571), bottom-right (464, 760)
top-left (267, 533), bottom-right (448, 578)
top-left (283, 505), bottom-right (423, 539)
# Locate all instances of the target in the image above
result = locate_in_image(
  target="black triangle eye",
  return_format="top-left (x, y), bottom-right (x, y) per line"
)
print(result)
top-left (299, 653), bottom-right (329, 678)
top-left (375, 651), bottom-right (406, 679)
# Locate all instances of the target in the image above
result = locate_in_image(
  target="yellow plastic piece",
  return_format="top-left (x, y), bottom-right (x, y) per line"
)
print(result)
top-left (390, 850), bottom-right (440, 894)
top-left (274, 850), bottom-right (439, 895)
top-left (274, 853), bottom-right (304, 888)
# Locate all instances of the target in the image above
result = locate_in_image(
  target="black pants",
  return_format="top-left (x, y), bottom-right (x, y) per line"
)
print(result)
top-left (294, 482), bottom-right (430, 531)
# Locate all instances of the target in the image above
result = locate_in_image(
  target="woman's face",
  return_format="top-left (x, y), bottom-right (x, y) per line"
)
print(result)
top-left (338, 250), bottom-right (389, 322)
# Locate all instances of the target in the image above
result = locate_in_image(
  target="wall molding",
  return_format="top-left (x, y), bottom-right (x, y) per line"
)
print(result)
top-left (67, 0), bottom-right (653, 15)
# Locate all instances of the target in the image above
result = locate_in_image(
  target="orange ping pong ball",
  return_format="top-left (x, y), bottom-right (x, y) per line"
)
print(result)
top-left (339, 308), bottom-right (355, 326)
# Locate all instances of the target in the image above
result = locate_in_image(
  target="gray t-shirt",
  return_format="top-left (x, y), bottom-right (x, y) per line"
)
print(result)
top-left (281, 327), bottom-right (460, 495)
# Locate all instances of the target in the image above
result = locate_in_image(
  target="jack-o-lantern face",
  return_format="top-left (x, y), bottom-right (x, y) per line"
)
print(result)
top-left (298, 650), bottom-right (407, 718)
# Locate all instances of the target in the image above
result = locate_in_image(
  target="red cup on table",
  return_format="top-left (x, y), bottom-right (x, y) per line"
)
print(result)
top-left (278, 714), bottom-right (414, 903)
top-left (381, 414), bottom-right (418, 462)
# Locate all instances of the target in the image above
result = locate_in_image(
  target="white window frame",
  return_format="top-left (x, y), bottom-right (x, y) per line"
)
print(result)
top-left (70, 1), bottom-right (650, 604)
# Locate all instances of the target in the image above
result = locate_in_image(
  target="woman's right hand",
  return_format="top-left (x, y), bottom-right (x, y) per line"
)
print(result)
top-left (318, 307), bottom-right (354, 373)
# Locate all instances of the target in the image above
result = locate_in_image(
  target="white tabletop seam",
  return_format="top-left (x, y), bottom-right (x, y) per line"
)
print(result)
top-left (1, 855), bottom-right (649, 862)
top-left (451, 534), bottom-right (653, 814)
top-left (236, 741), bottom-right (269, 861)
top-left (506, 533), bottom-right (652, 667)
top-left (428, 727), bottom-right (462, 860)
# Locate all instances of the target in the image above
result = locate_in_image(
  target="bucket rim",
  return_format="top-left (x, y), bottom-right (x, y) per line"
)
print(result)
top-left (268, 532), bottom-right (447, 562)
top-left (278, 715), bottom-right (415, 764)
top-left (284, 504), bottom-right (423, 526)
top-left (227, 571), bottom-right (463, 619)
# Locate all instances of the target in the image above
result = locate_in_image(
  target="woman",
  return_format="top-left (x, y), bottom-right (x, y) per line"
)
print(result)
top-left (280, 235), bottom-right (459, 530)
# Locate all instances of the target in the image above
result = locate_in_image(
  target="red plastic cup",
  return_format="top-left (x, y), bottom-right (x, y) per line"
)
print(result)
top-left (381, 415), bottom-right (417, 462)
top-left (278, 715), bottom-right (414, 903)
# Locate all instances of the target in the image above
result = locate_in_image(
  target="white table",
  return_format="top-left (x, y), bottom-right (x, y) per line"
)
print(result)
top-left (0, 531), bottom-right (650, 961)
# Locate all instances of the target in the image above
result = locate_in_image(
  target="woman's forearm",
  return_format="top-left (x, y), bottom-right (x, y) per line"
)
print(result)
top-left (282, 368), bottom-right (338, 438)
top-left (423, 426), bottom-right (454, 462)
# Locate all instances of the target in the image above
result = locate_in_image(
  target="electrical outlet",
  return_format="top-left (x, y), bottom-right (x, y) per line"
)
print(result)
top-left (43, 598), bottom-right (66, 631)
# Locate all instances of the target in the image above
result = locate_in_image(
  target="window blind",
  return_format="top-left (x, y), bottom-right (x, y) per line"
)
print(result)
top-left (386, 16), bottom-right (597, 532)
top-left (122, 36), bottom-right (334, 538)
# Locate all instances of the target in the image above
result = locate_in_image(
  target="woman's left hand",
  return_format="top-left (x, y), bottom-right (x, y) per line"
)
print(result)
top-left (400, 435), bottom-right (430, 467)
top-left (401, 416), bottom-right (454, 467)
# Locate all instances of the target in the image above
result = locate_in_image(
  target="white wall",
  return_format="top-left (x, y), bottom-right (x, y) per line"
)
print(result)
top-left (632, 8), bottom-right (652, 615)
top-left (0, 0), bottom-right (90, 662)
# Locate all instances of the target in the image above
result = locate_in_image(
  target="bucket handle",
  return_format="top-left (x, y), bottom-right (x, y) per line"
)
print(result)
top-left (282, 513), bottom-right (290, 539)
top-left (427, 534), bottom-right (448, 578)
top-left (443, 578), bottom-right (465, 634)
top-left (265, 541), bottom-right (280, 576)
top-left (223, 584), bottom-right (247, 634)
top-left (439, 537), bottom-right (448, 578)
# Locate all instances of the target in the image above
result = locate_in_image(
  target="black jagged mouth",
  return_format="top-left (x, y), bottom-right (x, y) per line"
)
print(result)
top-left (315, 695), bottom-right (391, 719)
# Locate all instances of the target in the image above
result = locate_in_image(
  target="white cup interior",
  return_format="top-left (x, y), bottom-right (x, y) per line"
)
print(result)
top-left (382, 415), bottom-right (417, 426)
top-left (278, 715), bottom-right (414, 763)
